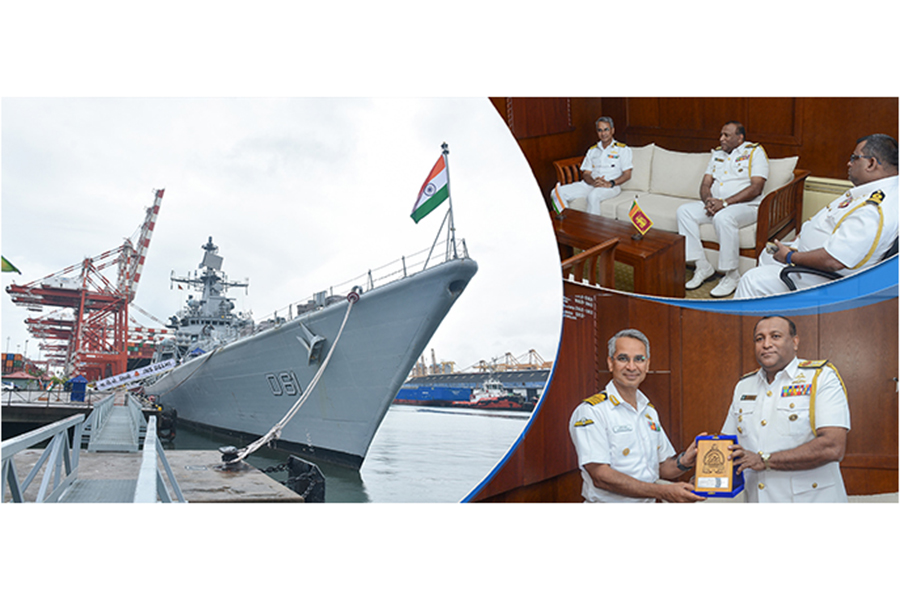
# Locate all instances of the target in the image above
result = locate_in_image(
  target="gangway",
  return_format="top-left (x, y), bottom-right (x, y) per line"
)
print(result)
top-left (83, 390), bottom-right (146, 452)
top-left (2, 396), bottom-right (184, 502)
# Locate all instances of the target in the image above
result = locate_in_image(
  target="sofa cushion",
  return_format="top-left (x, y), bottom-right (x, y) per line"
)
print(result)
top-left (599, 193), bottom-right (635, 220)
top-left (761, 156), bottom-right (799, 196)
top-left (621, 143), bottom-right (654, 193)
top-left (649, 147), bottom-right (710, 199)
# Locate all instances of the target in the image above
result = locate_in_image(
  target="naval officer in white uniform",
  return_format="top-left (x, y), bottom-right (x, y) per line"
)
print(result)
top-left (677, 121), bottom-right (769, 297)
top-left (552, 117), bottom-right (633, 216)
top-left (569, 329), bottom-right (703, 503)
top-left (722, 316), bottom-right (850, 502)
top-left (734, 133), bottom-right (899, 298)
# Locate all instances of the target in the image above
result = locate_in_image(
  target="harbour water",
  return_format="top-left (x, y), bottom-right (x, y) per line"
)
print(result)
top-left (164, 403), bottom-right (532, 502)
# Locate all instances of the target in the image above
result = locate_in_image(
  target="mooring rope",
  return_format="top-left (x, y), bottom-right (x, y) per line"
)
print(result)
top-left (227, 289), bottom-right (360, 464)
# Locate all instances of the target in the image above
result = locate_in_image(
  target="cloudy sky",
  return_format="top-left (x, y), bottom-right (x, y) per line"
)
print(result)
top-left (1, 97), bottom-right (563, 373)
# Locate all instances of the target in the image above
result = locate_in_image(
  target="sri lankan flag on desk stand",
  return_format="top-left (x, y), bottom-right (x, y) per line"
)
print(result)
top-left (629, 198), bottom-right (653, 235)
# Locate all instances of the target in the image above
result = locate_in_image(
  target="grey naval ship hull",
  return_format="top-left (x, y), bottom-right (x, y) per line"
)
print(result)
top-left (146, 258), bottom-right (477, 468)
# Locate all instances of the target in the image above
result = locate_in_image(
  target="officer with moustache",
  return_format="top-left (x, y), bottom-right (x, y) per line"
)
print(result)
top-left (722, 316), bottom-right (850, 502)
top-left (569, 329), bottom-right (703, 503)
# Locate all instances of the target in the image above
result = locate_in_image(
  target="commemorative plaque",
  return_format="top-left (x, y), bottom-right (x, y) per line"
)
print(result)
top-left (693, 434), bottom-right (744, 498)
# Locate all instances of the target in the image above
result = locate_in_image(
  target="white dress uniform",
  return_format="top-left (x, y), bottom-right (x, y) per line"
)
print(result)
top-left (676, 141), bottom-right (770, 272)
top-left (569, 381), bottom-right (675, 502)
top-left (553, 141), bottom-right (634, 216)
top-left (735, 175), bottom-right (899, 298)
top-left (721, 357), bottom-right (850, 502)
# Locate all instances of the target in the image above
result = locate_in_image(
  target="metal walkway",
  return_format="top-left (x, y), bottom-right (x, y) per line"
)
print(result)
top-left (2, 392), bottom-right (184, 503)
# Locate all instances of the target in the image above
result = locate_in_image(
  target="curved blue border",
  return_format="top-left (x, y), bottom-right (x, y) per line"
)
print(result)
top-left (460, 321), bottom-right (564, 503)
top-left (461, 256), bottom-right (898, 502)
top-left (655, 256), bottom-right (898, 316)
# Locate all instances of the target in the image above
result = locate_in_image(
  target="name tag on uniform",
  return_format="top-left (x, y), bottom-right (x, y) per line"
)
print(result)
top-left (613, 425), bottom-right (633, 433)
top-left (740, 394), bottom-right (757, 402)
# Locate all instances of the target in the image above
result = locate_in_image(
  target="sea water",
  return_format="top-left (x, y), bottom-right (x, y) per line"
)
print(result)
top-left (165, 404), bottom-right (531, 502)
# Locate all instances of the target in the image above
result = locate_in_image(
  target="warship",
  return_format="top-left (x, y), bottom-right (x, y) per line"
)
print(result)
top-left (145, 235), bottom-right (477, 468)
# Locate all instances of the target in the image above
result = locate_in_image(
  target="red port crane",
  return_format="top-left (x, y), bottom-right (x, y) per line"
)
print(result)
top-left (6, 189), bottom-right (164, 381)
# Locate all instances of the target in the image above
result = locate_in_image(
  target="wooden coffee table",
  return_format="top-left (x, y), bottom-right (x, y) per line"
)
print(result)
top-left (553, 210), bottom-right (685, 298)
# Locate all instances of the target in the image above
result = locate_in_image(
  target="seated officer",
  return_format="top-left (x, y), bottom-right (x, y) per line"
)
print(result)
top-left (551, 116), bottom-right (633, 216)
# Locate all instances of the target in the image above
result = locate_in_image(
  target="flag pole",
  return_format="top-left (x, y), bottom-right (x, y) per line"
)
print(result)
top-left (441, 142), bottom-right (458, 259)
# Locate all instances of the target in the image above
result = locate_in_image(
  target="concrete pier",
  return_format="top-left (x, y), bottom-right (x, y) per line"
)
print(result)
top-left (3, 449), bottom-right (303, 503)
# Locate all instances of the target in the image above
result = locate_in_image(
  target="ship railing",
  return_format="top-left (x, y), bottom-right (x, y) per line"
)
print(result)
top-left (79, 393), bottom-right (116, 448)
top-left (259, 237), bottom-right (470, 324)
top-left (133, 415), bottom-right (186, 503)
top-left (1, 387), bottom-right (111, 407)
top-left (2, 414), bottom-right (85, 503)
top-left (126, 393), bottom-right (148, 446)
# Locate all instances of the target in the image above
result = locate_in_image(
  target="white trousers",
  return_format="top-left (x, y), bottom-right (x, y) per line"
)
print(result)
top-left (553, 181), bottom-right (622, 216)
top-left (676, 201), bottom-right (758, 272)
top-left (733, 250), bottom-right (834, 299)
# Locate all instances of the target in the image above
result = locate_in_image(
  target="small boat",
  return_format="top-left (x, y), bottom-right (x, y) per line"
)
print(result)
top-left (452, 377), bottom-right (534, 411)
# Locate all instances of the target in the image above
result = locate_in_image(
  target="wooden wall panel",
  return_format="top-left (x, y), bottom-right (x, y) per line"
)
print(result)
top-left (625, 98), bottom-right (804, 153)
top-left (490, 97), bottom-right (605, 205)
top-left (679, 310), bottom-right (744, 443)
top-left (817, 300), bottom-right (898, 493)
top-left (505, 98), bottom-right (573, 139)
top-left (492, 97), bottom-right (898, 203)
top-left (473, 283), bottom-right (898, 502)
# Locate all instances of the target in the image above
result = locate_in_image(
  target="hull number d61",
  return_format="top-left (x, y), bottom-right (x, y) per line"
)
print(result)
top-left (266, 371), bottom-right (303, 396)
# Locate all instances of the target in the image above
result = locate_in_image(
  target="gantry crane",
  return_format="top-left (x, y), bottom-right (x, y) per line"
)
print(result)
top-left (6, 189), bottom-right (164, 381)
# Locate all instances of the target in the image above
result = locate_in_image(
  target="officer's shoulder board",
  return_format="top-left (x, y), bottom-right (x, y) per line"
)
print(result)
top-left (614, 142), bottom-right (626, 148)
top-left (588, 143), bottom-right (599, 151)
top-left (798, 359), bottom-right (828, 369)
top-left (739, 369), bottom-right (759, 381)
top-left (866, 190), bottom-right (886, 206)
top-left (746, 142), bottom-right (760, 148)
top-left (582, 392), bottom-right (608, 406)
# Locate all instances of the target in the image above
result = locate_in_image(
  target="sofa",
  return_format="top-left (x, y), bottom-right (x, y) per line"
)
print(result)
top-left (553, 144), bottom-right (810, 270)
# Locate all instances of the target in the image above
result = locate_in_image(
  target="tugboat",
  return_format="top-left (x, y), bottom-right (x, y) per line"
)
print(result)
top-left (145, 235), bottom-right (477, 468)
top-left (452, 377), bottom-right (534, 411)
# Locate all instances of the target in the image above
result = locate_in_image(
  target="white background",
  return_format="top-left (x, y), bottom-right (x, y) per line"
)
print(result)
top-left (1, 3), bottom-right (897, 599)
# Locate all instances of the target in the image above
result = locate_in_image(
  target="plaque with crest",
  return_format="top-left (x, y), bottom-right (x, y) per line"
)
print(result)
top-left (693, 434), bottom-right (744, 498)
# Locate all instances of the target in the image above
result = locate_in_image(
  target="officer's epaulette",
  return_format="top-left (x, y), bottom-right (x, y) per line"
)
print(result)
top-left (583, 392), bottom-right (608, 406)
top-left (746, 142), bottom-right (760, 148)
top-left (740, 369), bottom-right (760, 380)
top-left (589, 144), bottom-right (599, 150)
top-left (866, 190), bottom-right (885, 206)
top-left (798, 359), bottom-right (828, 369)
top-left (714, 146), bottom-right (722, 151)
top-left (614, 142), bottom-right (626, 148)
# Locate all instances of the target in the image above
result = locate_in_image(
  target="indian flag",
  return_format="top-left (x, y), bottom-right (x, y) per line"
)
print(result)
top-left (551, 184), bottom-right (566, 214)
top-left (411, 154), bottom-right (449, 223)
top-left (629, 199), bottom-right (653, 235)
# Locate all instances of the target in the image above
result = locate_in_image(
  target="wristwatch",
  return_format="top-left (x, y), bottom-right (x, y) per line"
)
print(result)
top-left (722, 200), bottom-right (729, 207)
top-left (759, 452), bottom-right (771, 470)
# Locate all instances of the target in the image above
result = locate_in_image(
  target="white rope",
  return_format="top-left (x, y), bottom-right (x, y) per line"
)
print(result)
top-left (227, 291), bottom-right (359, 464)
